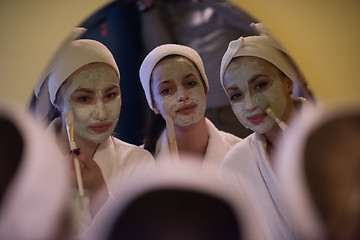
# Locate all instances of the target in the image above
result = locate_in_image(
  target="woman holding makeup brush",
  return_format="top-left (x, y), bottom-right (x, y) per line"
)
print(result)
top-left (218, 25), bottom-right (313, 240)
top-left (139, 44), bottom-right (241, 170)
top-left (37, 32), bottom-right (155, 237)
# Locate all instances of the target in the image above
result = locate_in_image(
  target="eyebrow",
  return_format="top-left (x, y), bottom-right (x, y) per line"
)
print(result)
top-left (184, 73), bottom-right (195, 79)
top-left (248, 74), bottom-right (267, 84)
top-left (226, 74), bottom-right (267, 91)
top-left (104, 85), bottom-right (119, 92)
top-left (158, 80), bottom-right (171, 84)
top-left (73, 88), bottom-right (94, 94)
top-left (227, 85), bottom-right (239, 91)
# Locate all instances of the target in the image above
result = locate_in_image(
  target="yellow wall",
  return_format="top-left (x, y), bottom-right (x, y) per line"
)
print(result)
top-left (0, 0), bottom-right (109, 106)
top-left (1, 0), bottom-right (359, 107)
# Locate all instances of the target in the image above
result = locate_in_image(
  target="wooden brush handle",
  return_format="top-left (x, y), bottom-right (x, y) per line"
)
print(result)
top-left (165, 116), bottom-right (180, 162)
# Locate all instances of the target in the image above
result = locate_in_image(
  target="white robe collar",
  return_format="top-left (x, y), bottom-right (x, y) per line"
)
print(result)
top-left (156, 118), bottom-right (235, 170)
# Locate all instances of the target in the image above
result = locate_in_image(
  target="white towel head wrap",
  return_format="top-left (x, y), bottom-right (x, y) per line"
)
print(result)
top-left (220, 34), bottom-right (295, 91)
top-left (34, 27), bottom-right (87, 98)
top-left (250, 22), bottom-right (287, 53)
top-left (139, 44), bottom-right (209, 110)
top-left (48, 39), bottom-right (119, 104)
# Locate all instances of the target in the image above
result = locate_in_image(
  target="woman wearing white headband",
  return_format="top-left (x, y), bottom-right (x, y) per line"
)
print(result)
top-left (139, 44), bottom-right (241, 169)
top-left (45, 37), bottom-right (155, 236)
top-left (219, 30), bottom-right (313, 240)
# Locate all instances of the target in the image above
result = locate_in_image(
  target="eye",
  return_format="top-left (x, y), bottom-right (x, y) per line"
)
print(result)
top-left (254, 81), bottom-right (268, 90)
top-left (230, 93), bottom-right (243, 101)
top-left (103, 88), bottom-right (120, 103)
top-left (227, 89), bottom-right (243, 102)
top-left (71, 89), bottom-right (94, 104)
top-left (157, 81), bottom-right (174, 96)
top-left (186, 81), bottom-right (197, 87)
top-left (105, 92), bottom-right (117, 99)
top-left (160, 88), bottom-right (170, 95)
top-left (78, 96), bottom-right (90, 102)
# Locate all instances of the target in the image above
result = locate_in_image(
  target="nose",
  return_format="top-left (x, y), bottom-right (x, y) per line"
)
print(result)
top-left (176, 87), bottom-right (189, 102)
top-left (93, 100), bottom-right (108, 120)
top-left (244, 92), bottom-right (257, 111)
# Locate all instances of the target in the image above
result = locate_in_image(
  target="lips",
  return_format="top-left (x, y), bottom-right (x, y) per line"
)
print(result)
top-left (88, 122), bottom-right (112, 133)
top-left (176, 104), bottom-right (197, 115)
top-left (247, 113), bottom-right (267, 125)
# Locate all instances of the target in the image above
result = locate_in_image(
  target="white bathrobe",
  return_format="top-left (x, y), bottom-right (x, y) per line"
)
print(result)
top-left (92, 136), bottom-right (155, 193)
top-left (221, 132), bottom-right (295, 240)
top-left (77, 135), bottom-right (155, 234)
top-left (220, 98), bottom-right (311, 240)
top-left (155, 118), bottom-right (241, 170)
top-left (48, 118), bottom-right (155, 236)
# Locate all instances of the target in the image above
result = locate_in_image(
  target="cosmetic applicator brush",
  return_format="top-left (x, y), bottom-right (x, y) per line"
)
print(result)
top-left (165, 115), bottom-right (180, 163)
top-left (256, 96), bottom-right (288, 131)
top-left (64, 109), bottom-right (84, 197)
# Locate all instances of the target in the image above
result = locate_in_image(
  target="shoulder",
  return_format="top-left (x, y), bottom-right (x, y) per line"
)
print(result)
top-left (205, 118), bottom-right (242, 147)
top-left (110, 137), bottom-right (154, 160)
top-left (228, 133), bottom-right (254, 154)
top-left (218, 130), bottom-right (242, 146)
top-left (221, 133), bottom-right (256, 167)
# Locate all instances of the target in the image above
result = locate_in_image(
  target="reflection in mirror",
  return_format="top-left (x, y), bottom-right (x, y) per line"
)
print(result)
top-left (29, 0), bottom-right (314, 144)
top-left (28, 9), bottom-right (156, 238)
top-left (218, 15), bottom-right (318, 240)
top-left (24, 1), bottom-right (323, 240)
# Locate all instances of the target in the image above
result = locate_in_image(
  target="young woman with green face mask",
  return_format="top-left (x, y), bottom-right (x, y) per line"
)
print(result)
top-left (219, 32), bottom-right (313, 240)
top-left (44, 35), bottom-right (155, 237)
top-left (139, 44), bottom-right (241, 170)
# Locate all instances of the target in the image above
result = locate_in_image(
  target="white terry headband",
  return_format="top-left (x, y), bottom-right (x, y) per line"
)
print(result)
top-left (139, 44), bottom-right (209, 110)
top-left (34, 27), bottom-right (87, 98)
top-left (48, 39), bottom-right (120, 104)
top-left (220, 36), bottom-right (294, 91)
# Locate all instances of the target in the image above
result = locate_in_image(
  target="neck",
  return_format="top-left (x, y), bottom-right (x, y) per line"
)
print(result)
top-left (173, 117), bottom-right (209, 159)
top-left (264, 99), bottom-right (296, 165)
top-left (59, 118), bottom-right (99, 157)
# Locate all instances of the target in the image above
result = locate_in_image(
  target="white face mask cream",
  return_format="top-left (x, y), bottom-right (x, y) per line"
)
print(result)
top-left (62, 65), bottom-right (121, 143)
top-left (223, 57), bottom-right (288, 134)
top-left (151, 57), bottom-right (206, 127)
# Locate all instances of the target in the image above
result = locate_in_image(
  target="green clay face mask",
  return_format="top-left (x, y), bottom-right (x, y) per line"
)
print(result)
top-left (152, 57), bottom-right (206, 127)
top-left (63, 65), bottom-right (121, 143)
top-left (223, 57), bottom-right (287, 134)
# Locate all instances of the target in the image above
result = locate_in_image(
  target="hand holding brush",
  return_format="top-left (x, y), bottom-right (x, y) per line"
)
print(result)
top-left (64, 109), bottom-right (85, 196)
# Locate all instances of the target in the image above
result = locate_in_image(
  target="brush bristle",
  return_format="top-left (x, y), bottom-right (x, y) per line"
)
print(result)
top-left (64, 109), bottom-right (74, 142)
top-left (64, 109), bottom-right (74, 126)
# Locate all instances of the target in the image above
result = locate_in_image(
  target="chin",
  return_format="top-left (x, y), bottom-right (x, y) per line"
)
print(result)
top-left (84, 132), bottom-right (112, 144)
